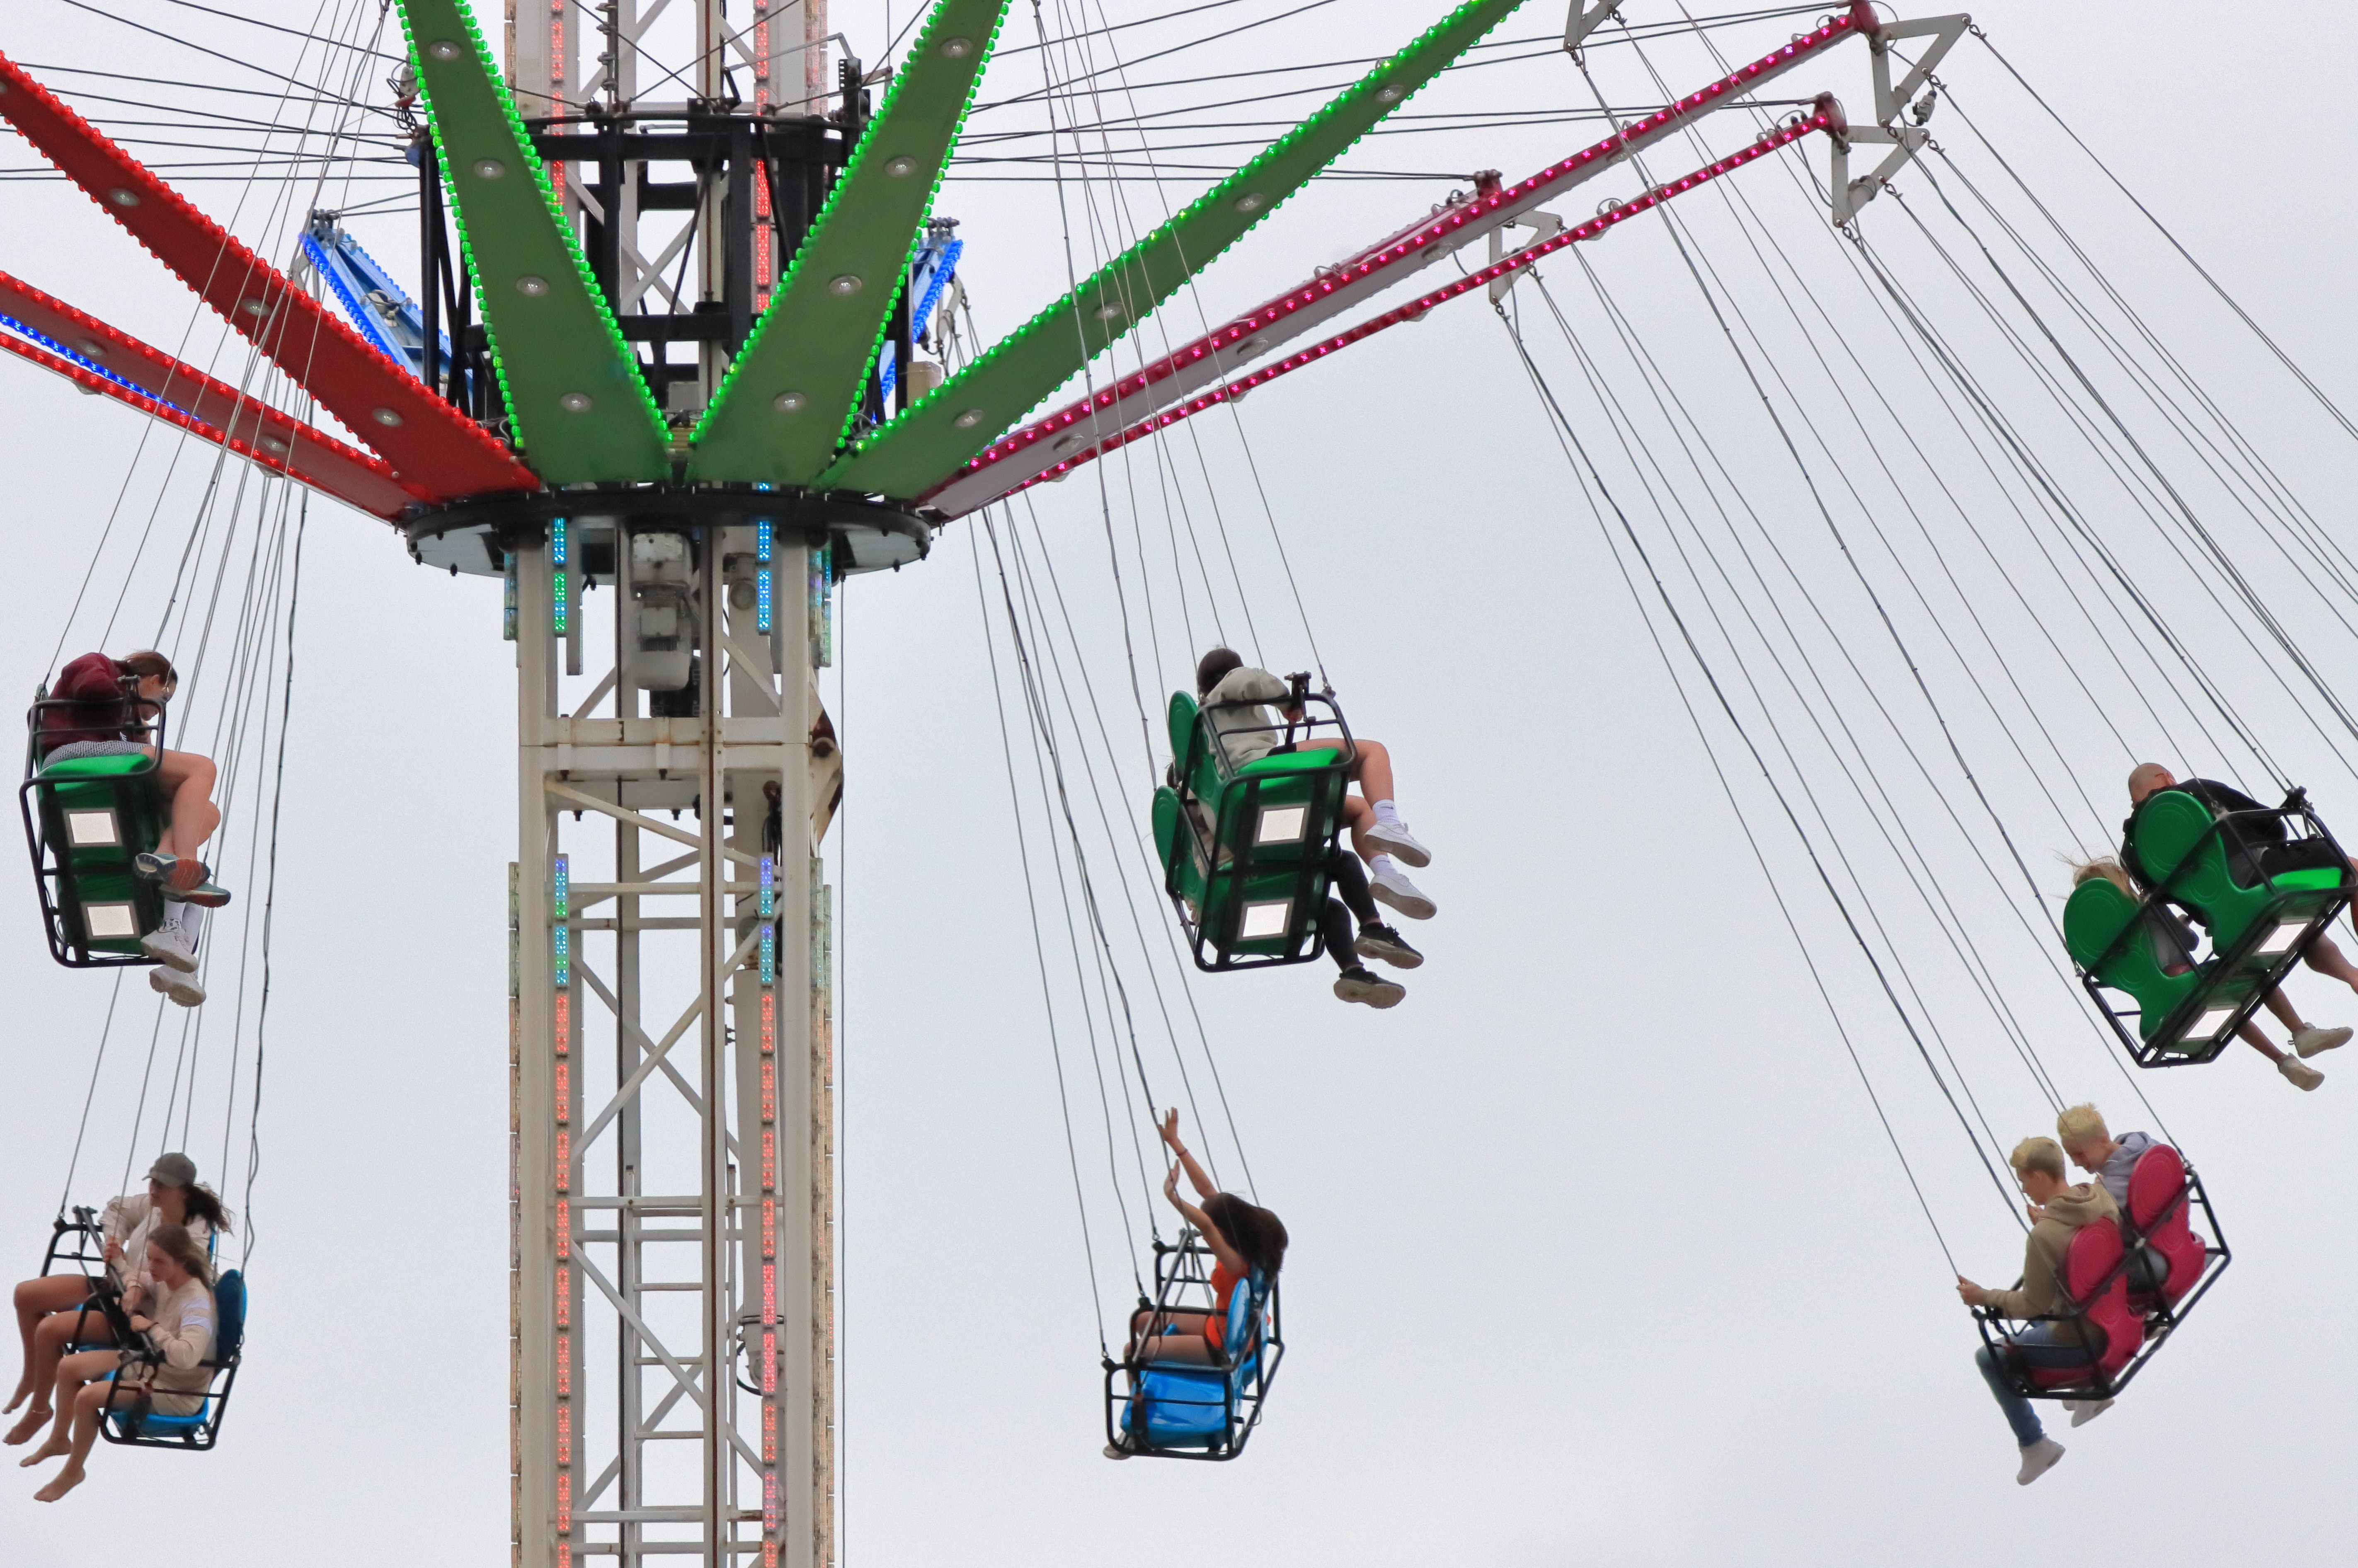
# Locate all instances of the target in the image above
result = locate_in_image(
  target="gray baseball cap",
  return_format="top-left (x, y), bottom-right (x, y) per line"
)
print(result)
top-left (146, 1152), bottom-right (197, 1187)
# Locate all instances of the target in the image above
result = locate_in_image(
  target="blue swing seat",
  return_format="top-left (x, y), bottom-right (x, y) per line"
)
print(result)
top-left (103, 1269), bottom-right (245, 1449)
top-left (1117, 1269), bottom-right (1273, 1454)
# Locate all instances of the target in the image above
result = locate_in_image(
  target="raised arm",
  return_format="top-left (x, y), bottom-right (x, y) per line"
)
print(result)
top-left (1161, 1166), bottom-right (1250, 1281)
top-left (1157, 1109), bottom-right (1216, 1201)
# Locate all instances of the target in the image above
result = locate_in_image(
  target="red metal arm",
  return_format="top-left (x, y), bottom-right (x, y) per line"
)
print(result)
top-left (917, 3), bottom-right (1878, 513)
top-left (0, 50), bottom-right (538, 501)
top-left (0, 329), bottom-right (422, 519)
top-left (0, 270), bottom-right (423, 519)
top-left (960, 112), bottom-right (1837, 514)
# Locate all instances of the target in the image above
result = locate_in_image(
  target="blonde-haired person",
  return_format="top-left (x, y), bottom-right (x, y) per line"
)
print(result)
top-left (2071, 858), bottom-right (2344, 1090)
top-left (1954, 1137), bottom-right (2122, 1485)
top-left (19, 1224), bottom-right (214, 1501)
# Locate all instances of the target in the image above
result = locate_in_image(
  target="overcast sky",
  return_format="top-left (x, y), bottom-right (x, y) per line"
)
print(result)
top-left (5, 2), bottom-right (2358, 1563)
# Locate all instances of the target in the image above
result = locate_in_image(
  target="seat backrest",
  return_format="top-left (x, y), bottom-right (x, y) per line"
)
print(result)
top-left (1166, 692), bottom-right (1199, 770)
top-left (2057, 1221), bottom-right (2139, 1377)
top-left (2123, 1147), bottom-right (2205, 1307)
top-left (1219, 1270), bottom-right (1264, 1368)
top-left (2062, 878), bottom-right (2205, 1042)
top-left (211, 1270), bottom-right (245, 1365)
top-left (2135, 789), bottom-right (2283, 951)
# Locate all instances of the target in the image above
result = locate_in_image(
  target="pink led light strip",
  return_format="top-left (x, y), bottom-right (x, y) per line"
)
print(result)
top-left (993, 112), bottom-right (1836, 502)
top-left (919, 0), bottom-right (1877, 513)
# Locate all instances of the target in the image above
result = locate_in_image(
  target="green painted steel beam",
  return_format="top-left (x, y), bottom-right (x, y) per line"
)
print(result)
top-left (819, 0), bottom-right (1528, 501)
top-left (398, 0), bottom-right (669, 482)
top-left (688, 0), bottom-right (1008, 484)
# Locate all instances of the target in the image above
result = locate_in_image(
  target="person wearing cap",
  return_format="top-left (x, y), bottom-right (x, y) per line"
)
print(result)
top-left (35, 649), bottom-right (228, 1007)
top-left (4, 1154), bottom-right (230, 1447)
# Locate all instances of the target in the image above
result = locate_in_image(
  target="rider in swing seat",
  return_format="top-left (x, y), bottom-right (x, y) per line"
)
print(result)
top-left (1955, 1137), bottom-right (2122, 1487)
top-left (2069, 857), bottom-right (2339, 1090)
top-left (1193, 648), bottom-right (1433, 1008)
top-left (36, 651), bottom-right (227, 1006)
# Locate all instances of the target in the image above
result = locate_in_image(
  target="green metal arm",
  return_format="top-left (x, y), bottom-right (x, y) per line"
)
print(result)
top-left (689, 0), bottom-right (1010, 484)
top-left (398, 0), bottom-right (671, 482)
top-left (817, 0), bottom-right (1529, 501)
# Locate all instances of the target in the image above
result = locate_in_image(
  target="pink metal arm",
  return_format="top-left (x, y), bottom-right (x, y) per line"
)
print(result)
top-left (959, 111), bottom-right (1837, 513)
top-left (915, 2), bottom-right (1880, 513)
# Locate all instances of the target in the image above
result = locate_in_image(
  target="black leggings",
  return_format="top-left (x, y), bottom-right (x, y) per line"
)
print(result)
top-left (1321, 852), bottom-right (1378, 970)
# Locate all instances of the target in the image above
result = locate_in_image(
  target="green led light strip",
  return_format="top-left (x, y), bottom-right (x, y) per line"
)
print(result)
top-left (690, 0), bottom-right (1011, 485)
top-left (397, 0), bottom-right (670, 482)
top-left (817, 0), bottom-right (1527, 500)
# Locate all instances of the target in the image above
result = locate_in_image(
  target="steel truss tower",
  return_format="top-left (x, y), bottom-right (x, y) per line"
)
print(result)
top-left (502, 5), bottom-right (847, 1568)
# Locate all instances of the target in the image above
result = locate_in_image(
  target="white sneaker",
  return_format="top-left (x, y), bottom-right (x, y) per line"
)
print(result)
top-left (2069, 1397), bottom-right (2113, 1428)
top-left (1356, 818), bottom-right (1430, 869)
top-left (141, 926), bottom-right (198, 973)
top-left (2280, 1055), bottom-right (2324, 1091)
top-left (149, 965), bottom-right (204, 1008)
top-left (2015, 1437), bottom-right (2065, 1485)
top-left (2292, 1025), bottom-right (2351, 1058)
top-left (1369, 863), bottom-right (1437, 921)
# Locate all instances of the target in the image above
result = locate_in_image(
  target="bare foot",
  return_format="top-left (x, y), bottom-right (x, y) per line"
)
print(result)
top-left (34, 1464), bottom-right (84, 1501)
top-left (19, 1438), bottom-right (68, 1467)
top-left (3, 1408), bottom-right (52, 1446)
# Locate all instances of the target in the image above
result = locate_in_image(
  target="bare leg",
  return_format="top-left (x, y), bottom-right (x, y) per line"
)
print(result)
top-left (1345, 738), bottom-right (1396, 805)
top-left (2240, 1022), bottom-right (2290, 1065)
top-left (2263, 989), bottom-right (2308, 1033)
top-left (1126, 1309), bottom-right (1216, 1365)
top-left (2302, 935), bottom-right (2358, 994)
top-left (8, 1310), bottom-right (110, 1445)
top-left (1341, 797), bottom-right (1377, 865)
top-left (22, 1349), bottom-right (114, 1467)
top-left (10, 1276), bottom-right (90, 1415)
top-left (31, 1371), bottom-right (127, 1501)
top-left (151, 748), bottom-right (220, 863)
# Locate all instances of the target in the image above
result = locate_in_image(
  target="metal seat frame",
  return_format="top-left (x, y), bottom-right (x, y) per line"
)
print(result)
top-left (1102, 1233), bottom-right (1284, 1462)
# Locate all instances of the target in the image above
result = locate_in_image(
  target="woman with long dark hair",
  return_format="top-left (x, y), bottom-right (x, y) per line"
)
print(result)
top-left (1125, 1110), bottom-right (1288, 1367)
top-left (20, 1224), bottom-right (216, 1501)
top-left (5, 1154), bottom-right (229, 1445)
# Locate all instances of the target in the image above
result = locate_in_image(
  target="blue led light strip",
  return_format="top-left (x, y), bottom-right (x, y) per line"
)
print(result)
top-left (0, 312), bottom-right (185, 411)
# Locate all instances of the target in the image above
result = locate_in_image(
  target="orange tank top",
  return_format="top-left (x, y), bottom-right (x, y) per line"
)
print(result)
top-left (1205, 1263), bottom-right (1244, 1347)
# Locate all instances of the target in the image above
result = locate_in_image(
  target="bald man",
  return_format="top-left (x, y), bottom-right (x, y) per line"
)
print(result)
top-left (2125, 762), bottom-right (2358, 1011)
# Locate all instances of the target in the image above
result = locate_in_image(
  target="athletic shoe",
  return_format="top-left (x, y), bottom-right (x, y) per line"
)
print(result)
top-left (2292, 1025), bottom-right (2351, 1058)
top-left (149, 965), bottom-right (204, 1009)
top-left (2280, 1056), bottom-right (2324, 1091)
top-left (1356, 818), bottom-right (1430, 869)
top-left (136, 853), bottom-right (233, 908)
top-left (1333, 965), bottom-right (1406, 1009)
top-left (2069, 1398), bottom-right (2113, 1428)
top-left (140, 926), bottom-right (198, 973)
top-left (1103, 1439), bottom-right (1134, 1461)
top-left (1369, 863), bottom-right (1436, 921)
top-left (2016, 1437), bottom-right (2065, 1485)
top-left (1353, 922), bottom-right (1424, 970)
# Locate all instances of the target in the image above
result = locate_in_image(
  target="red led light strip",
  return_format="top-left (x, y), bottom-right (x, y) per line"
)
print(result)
top-left (996, 114), bottom-right (1835, 501)
top-left (0, 49), bottom-right (537, 498)
top-left (919, 2), bottom-right (1876, 514)
top-left (553, 915), bottom-right (574, 1541)
top-left (0, 271), bottom-right (423, 518)
top-left (759, 941), bottom-right (780, 1556)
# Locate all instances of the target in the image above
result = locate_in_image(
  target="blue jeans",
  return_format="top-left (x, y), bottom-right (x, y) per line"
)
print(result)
top-left (1975, 1324), bottom-right (2092, 1447)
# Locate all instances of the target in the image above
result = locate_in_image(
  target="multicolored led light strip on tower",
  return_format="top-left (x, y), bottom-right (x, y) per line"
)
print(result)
top-left (757, 850), bottom-right (779, 1566)
top-left (757, 515), bottom-right (774, 635)
top-left (551, 850), bottom-right (574, 1545)
top-left (552, 515), bottom-right (570, 638)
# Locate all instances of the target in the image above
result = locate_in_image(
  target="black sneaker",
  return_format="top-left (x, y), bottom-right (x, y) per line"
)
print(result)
top-left (1354, 922), bottom-right (1423, 970)
top-left (1333, 964), bottom-right (1406, 1009)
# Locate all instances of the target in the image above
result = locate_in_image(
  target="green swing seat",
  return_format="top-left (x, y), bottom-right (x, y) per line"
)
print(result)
top-left (1151, 690), bottom-right (1352, 970)
top-left (20, 738), bottom-right (169, 967)
top-left (2065, 788), bottom-right (2352, 1066)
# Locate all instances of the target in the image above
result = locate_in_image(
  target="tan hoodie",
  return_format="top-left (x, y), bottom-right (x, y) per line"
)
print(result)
top-left (1979, 1181), bottom-right (2122, 1344)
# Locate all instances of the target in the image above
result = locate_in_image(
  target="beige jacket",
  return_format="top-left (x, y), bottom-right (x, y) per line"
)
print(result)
top-left (100, 1195), bottom-right (213, 1304)
top-left (121, 1275), bottom-right (216, 1416)
top-left (1202, 667), bottom-right (1292, 769)
top-left (1977, 1181), bottom-right (2121, 1343)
